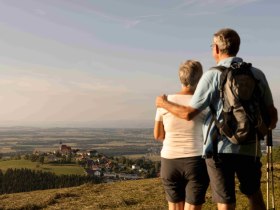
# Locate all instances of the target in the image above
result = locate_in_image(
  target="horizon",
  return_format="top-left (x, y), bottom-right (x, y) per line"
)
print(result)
top-left (0, 1), bottom-right (279, 128)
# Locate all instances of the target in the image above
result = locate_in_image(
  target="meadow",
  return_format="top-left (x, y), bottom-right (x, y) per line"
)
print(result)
top-left (0, 159), bottom-right (85, 175)
top-left (0, 163), bottom-right (279, 210)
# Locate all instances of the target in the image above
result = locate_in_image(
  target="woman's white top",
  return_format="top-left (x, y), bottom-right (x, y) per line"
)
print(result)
top-left (155, 94), bottom-right (205, 159)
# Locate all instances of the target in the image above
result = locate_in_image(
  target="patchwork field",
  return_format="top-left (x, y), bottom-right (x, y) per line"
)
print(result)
top-left (0, 159), bottom-right (85, 175)
top-left (0, 127), bottom-right (160, 157)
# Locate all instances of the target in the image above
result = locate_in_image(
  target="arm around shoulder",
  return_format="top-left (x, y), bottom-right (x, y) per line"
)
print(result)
top-left (155, 95), bottom-right (200, 120)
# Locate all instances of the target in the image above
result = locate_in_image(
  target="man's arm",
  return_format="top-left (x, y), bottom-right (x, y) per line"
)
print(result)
top-left (155, 94), bottom-right (200, 121)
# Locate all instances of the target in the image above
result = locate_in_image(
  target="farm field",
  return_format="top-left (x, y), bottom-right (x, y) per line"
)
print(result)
top-left (0, 127), bottom-right (160, 157)
top-left (0, 159), bottom-right (85, 175)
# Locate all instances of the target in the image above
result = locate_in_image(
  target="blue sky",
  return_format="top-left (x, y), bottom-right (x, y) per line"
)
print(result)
top-left (0, 0), bottom-right (279, 128)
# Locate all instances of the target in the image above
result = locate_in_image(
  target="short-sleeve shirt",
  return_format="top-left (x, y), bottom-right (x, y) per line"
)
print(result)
top-left (189, 57), bottom-right (274, 157)
top-left (155, 94), bottom-right (205, 159)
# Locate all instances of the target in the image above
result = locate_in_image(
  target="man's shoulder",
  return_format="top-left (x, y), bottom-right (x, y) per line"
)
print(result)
top-left (203, 67), bottom-right (221, 78)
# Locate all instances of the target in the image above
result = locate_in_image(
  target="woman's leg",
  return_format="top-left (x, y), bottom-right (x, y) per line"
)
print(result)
top-left (184, 202), bottom-right (202, 210)
top-left (168, 201), bottom-right (185, 210)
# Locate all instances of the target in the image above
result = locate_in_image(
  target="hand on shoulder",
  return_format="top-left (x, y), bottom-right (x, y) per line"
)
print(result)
top-left (156, 94), bottom-right (167, 108)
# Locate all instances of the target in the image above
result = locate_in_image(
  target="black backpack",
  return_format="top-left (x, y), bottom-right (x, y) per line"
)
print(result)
top-left (206, 62), bottom-right (268, 145)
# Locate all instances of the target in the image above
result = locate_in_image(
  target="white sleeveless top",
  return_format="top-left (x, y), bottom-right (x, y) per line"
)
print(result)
top-left (155, 94), bottom-right (205, 159)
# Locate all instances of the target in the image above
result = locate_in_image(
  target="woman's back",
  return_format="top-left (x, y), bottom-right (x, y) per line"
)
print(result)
top-left (156, 94), bottom-right (205, 159)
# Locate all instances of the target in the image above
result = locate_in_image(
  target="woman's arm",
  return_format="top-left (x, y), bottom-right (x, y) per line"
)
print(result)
top-left (154, 121), bottom-right (165, 141)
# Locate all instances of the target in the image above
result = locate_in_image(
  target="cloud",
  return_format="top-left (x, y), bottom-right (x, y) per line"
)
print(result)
top-left (89, 5), bottom-right (165, 29)
top-left (0, 69), bottom-right (129, 95)
top-left (34, 8), bottom-right (46, 16)
top-left (95, 0), bottom-right (261, 28)
top-left (180, 0), bottom-right (259, 7)
top-left (160, 0), bottom-right (260, 17)
top-left (0, 70), bottom-right (132, 124)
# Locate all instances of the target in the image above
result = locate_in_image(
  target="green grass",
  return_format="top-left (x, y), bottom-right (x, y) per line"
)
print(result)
top-left (0, 159), bottom-right (85, 175)
top-left (0, 161), bottom-right (279, 210)
top-left (0, 156), bottom-right (279, 209)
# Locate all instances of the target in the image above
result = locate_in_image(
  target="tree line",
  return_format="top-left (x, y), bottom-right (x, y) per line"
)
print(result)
top-left (0, 168), bottom-right (102, 194)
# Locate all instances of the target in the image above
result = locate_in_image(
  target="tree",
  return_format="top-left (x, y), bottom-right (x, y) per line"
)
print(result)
top-left (39, 156), bottom-right (45, 164)
top-left (24, 154), bottom-right (30, 160)
top-left (30, 154), bottom-right (38, 162)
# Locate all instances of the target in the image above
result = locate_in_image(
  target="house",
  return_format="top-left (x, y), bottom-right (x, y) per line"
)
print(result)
top-left (132, 164), bottom-right (140, 170)
top-left (85, 169), bottom-right (101, 177)
top-left (76, 150), bottom-right (88, 158)
top-left (103, 172), bottom-right (117, 178)
top-left (118, 173), bottom-right (139, 180)
top-left (93, 170), bottom-right (101, 177)
top-left (60, 144), bottom-right (71, 154)
top-left (87, 150), bottom-right (99, 157)
top-left (46, 154), bottom-right (58, 162)
top-left (91, 165), bottom-right (101, 171)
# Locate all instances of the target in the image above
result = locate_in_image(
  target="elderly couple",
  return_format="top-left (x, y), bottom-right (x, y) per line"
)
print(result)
top-left (154, 28), bottom-right (278, 210)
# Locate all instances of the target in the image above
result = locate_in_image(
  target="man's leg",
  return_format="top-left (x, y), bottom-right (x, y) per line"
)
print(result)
top-left (236, 156), bottom-right (265, 210)
top-left (205, 156), bottom-right (236, 209)
top-left (247, 189), bottom-right (266, 210)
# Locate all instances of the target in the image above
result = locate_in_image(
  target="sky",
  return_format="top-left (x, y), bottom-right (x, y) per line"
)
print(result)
top-left (0, 0), bottom-right (279, 128)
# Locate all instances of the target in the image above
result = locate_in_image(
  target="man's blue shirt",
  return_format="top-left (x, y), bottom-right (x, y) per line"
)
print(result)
top-left (189, 57), bottom-right (273, 157)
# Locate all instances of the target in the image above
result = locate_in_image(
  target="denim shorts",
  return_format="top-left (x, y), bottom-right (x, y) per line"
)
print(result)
top-left (206, 154), bottom-right (262, 204)
top-left (160, 156), bottom-right (209, 205)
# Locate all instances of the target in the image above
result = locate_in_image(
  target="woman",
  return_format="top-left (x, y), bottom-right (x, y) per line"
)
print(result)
top-left (154, 60), bottom-right (209, 210)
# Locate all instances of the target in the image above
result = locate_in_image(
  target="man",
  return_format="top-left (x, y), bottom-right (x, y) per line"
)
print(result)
top-left (156, 28), bottom-right (278, 210)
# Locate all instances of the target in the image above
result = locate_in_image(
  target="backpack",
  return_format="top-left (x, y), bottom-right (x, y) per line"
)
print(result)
top-left (207, 62), bottom-right (268, 145)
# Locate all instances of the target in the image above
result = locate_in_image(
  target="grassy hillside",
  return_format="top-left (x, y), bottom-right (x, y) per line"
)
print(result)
top-left (0, 162), bottom-right (279, 210)
top-left (0, 159), bottom-right (85, 175)
top-left (0, 152), bottom-right (279, 210)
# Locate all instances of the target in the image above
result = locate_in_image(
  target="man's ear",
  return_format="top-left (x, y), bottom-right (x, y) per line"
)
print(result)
top-left (214, 44), bottom-right (220, 55)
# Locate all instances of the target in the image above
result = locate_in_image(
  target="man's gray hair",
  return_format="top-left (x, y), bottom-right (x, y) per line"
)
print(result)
top-left (179, 60), bottom-right (203, 90)
top-left (214, 28), bottom-right (240, 56)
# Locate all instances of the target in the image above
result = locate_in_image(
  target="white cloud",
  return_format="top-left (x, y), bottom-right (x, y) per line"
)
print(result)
top-left (0, 68), bottom-right (134, 124)
top-left (168, 0), bottom-right (260, 16)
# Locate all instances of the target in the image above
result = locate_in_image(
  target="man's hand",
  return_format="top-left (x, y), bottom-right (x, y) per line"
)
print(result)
top-left (156, 94), bottom-right (167, 108)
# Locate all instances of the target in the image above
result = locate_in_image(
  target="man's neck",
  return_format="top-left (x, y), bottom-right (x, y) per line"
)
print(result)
top-left (216, 54), bottom-right (232, 64)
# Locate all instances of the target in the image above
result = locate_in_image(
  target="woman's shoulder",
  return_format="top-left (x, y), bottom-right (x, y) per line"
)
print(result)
top-left (167, 94), bottom-right (192, 105)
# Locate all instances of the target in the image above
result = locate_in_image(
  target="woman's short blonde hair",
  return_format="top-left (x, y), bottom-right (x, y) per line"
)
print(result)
top-left (179, 60), bottom-right (203, 90)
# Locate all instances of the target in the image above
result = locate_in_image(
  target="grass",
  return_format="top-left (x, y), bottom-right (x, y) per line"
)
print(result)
top-left (0, 161), bottom-right (279, 210)
top-left (0, 159), bottom-right (85, 175)
top-left (0, 179), bottom-right (167, 210)
top-left (0, 155), bottom-right (279, 209)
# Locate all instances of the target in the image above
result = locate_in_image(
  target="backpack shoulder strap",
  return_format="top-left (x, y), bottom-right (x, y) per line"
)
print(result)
top-left (204, 104), bottom-right (223, 145)
top-left (210, 65), bottom-right (230, 100)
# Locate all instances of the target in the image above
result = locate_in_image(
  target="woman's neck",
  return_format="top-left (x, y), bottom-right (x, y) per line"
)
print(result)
top-left (177, 86), bottom-right (194, 95)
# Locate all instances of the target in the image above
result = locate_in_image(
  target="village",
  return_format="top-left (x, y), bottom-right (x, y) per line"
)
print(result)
top-left (29, 142), bottom-right (160, 183)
